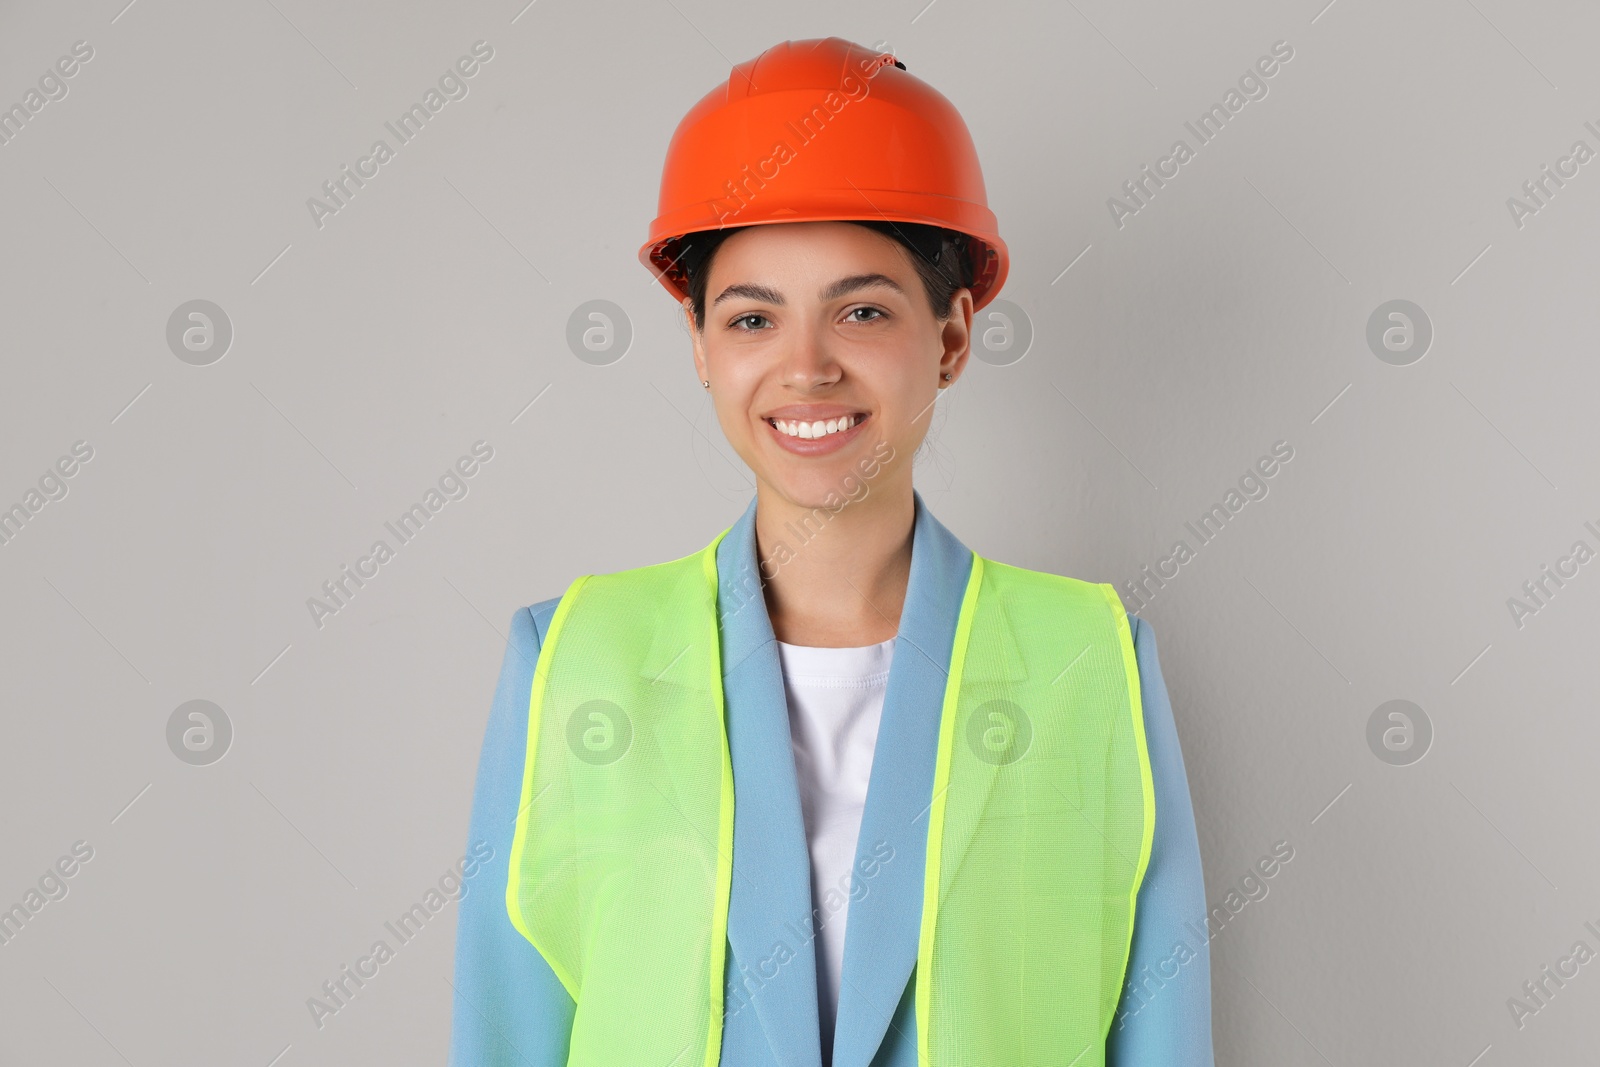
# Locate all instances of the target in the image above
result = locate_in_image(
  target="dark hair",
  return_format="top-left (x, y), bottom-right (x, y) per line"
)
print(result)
top-left (679, 221), bottom-right (974, 332)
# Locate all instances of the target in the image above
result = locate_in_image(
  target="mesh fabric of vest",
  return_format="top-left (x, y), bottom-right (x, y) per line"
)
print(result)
top-left (505, 532), bottom-right (1153, 1067)
top-left (505, 535), bottom-right (734, 1067)
top-left (916, 555), bottom-right (1153, 1066)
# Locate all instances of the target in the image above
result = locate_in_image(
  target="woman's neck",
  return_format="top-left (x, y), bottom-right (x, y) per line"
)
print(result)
top-left (752, 484), bottom-right (914, 647)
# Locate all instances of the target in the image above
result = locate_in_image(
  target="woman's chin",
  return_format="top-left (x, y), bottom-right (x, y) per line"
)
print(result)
top-left (758, 461), bottom-right (895, 516)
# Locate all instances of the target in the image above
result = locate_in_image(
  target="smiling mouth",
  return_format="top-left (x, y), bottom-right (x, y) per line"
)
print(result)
top-left (766, 412), bottom-right (869, 440)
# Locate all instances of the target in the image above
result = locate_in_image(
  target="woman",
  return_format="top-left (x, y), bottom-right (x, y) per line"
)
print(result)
top-left (450, 37), bottom-right (1212, 1067)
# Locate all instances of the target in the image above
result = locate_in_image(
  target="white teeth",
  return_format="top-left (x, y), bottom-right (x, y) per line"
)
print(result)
top-left (773, 414), bottom-right (858, 439)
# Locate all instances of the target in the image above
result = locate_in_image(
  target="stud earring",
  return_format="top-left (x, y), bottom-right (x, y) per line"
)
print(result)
top-left (702, 380), bottom-right (709, 388)
top-left (943, 373), bottom-right (953, 380)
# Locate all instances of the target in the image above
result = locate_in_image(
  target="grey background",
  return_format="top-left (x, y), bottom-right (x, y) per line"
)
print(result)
top-left (2, 0), bottom-right (1597, 1063)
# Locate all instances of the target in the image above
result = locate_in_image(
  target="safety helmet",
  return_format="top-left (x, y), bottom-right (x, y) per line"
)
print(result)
top-left (639, 37), bottom-right (1009, 311)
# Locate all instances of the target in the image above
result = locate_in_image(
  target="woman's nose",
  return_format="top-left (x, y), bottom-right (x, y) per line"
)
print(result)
top-left (777, 324), bottom-right (841, 388)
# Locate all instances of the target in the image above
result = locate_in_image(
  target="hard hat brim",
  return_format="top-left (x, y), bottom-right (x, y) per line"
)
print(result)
top-left (640, 208), bottom-right (1008, 313)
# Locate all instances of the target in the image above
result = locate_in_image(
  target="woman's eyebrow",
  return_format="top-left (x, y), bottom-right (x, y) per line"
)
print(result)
top-left (821, 273), bottom-right (904, 301)
top-left (711, 282), bottom-right (784, 308)
top-left (711, 273), bottom-right (905, 309)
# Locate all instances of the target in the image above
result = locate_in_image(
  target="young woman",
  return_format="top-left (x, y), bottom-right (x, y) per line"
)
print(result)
top-left (451, 37), bottom-right (1213, 1067)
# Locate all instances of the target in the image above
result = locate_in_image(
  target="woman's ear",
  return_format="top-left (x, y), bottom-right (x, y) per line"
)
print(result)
top-left (684, 297), bottom-right (710, 383)
top-left (939, 287), bottom-right (975, 385)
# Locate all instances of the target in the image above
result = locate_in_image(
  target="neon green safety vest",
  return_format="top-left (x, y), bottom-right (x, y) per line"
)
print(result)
top-left (505, 526), bottom-right (1155, 1066)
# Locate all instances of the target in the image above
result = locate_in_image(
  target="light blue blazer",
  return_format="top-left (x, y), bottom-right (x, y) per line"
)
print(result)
top-left (450, 489), bottom-right (1214, 1066)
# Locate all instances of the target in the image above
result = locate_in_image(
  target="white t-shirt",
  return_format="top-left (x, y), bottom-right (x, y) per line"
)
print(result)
top-left (774, 636), bottom-right (895, 1065)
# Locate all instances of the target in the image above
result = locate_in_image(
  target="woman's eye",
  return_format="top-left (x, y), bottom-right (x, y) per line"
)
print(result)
top-left (846, 306), bottom-right (884, 323)
top-left (730, 313), bottom-right (770, 331)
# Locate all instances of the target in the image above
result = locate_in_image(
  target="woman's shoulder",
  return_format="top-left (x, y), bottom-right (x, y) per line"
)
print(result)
top-left (528, 594), bottom-right (564, 637)
top-left (503, 594), bottom-right (566, 653)
top-left (977, 554), bottom-right (1149, 625)
top-left (1127, 610), bottom-right (1155, 643)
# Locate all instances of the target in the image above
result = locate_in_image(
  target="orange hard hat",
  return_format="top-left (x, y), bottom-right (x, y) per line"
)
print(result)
top-left (640, 37), bottom-right (1009, 311)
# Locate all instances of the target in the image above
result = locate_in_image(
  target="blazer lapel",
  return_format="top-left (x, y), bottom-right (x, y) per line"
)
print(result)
top-left (712, 489), bottom-right (979, 1067)
top-left (716, 495), bottom-right (825, 1067)
top-left (826, 491), bottom-right (976, 1067)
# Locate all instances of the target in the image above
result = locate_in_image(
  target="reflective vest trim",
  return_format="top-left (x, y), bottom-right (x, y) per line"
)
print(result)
top-left (504, 526), bottom-right (1154, 1065)
top-left (503, 526), bottom-right (736, 1067)
top-left (915, 553), bottom-right (1155, 1059)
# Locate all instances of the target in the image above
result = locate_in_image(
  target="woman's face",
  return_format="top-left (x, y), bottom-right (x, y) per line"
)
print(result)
top-left (687, 221), bottom-right (973, 512)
